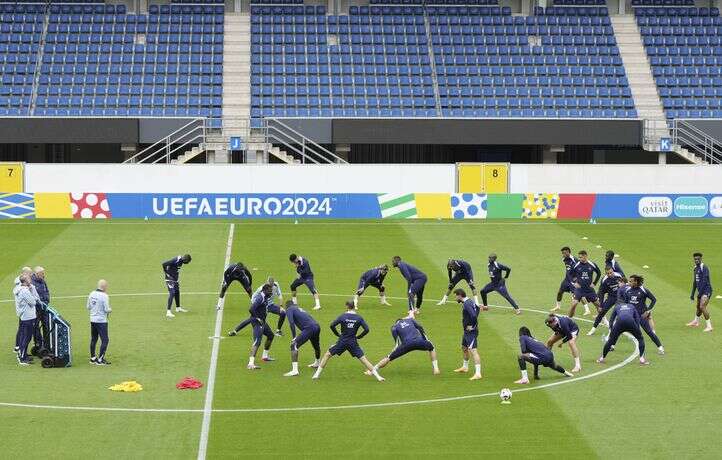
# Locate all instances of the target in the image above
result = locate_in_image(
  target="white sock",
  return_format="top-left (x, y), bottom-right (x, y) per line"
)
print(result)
top-left (371, 367), bottom-right (383, 381)
top-left (262, 350), bottom-right (269, 359)
top-left (248, 357), bottom-right (255, 366)
top-left (694, 315), bottom-right (701, 322)
top-left (291, 362), bottom-right (298, 372)
top-left (353, 295), bottom-right (358, 307)
top-left (432, 360), bottom-right (439, 372)
top-left (574, 357), bottom-right (581, 368)
top-left (292, 296), bottom-right (297, 304)
top-left (474, 364), bottom-right (481, 375)
top-left (462, 359), bottom-right (469, 369)
top-left (555, 301), bottom-right (560, 308)
top-left (521, 369), bottom-right (528, 380)
top-left (315, 297), bottom-right (321, 307)
top-left (380, 295), bottom-right (387, 303)
top-left (440, 295), bottom-right (448, 303)
top-left (313, 366), bottom-right (323, 378)
top-left (706, 319), bottom-right (712, 327)
top-left (589, 326), bottom-right (596, 333)
top-left (473, 295), bottom-right (479, 305)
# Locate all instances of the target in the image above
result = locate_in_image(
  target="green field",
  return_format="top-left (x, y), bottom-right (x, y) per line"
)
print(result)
top-left (1, 220), bottom-right (720, 459)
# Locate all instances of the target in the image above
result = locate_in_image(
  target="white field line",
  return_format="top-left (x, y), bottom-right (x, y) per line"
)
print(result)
top-left (197, 223), bottom-right (235, 460)
top-left (0, 292), bottom-right (638, 414)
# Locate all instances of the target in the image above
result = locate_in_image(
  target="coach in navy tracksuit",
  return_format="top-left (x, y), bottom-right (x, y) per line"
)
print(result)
top-left (392, 256), bottom-right (428, 313)
top-left (283, 301), bottom-right (321, 376)
top-left (31, 267), bottom-right (51, 353)
top-left (598, 303), bottom-right (649, 365)
top-left (480, 254), bottom-right (520, 314)
top-left (289, 254), bottom-right (322, 310)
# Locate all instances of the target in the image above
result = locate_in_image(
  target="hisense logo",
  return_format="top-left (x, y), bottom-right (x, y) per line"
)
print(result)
top-left (674, 196), bottom-right (708, 218)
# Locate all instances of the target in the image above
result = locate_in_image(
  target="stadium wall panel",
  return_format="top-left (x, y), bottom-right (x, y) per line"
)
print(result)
top-left (0, 119), bottom-right (138, 143)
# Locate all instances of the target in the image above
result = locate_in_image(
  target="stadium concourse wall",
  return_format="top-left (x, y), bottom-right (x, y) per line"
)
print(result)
top-left (0, 163), bottom-right (720, 220)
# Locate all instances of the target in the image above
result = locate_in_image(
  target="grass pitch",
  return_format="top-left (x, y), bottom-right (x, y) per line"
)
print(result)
top-left (1, 220), bottom-right (720, 459)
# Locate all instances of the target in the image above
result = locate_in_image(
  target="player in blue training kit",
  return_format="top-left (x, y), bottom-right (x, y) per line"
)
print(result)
top-left (515, 326), bottom-right (573, 384)
top-left (438, 259), bottom-right (479, 306)
top-left (283, 301), bottom-right (322, 376)
top-left (353, 264), bottom-right (391, 308)
top-left (453, 289), bottom-right (483, 380)
top-left (545, 314), bottom-right (582, 373)
top-left (480, 254), bottom-right (520, 314)
top-left (568, 250), bottom-right (601, 318)
top-left (688, 252), bottom-right (713, 331)
top-left (229, 277), bottom-right (285, 337)
top-left (586, 267), bottom-right (624, 336)
top-left (216, 262), bottom-right (253, 310)
top-left (312, 301), bottom-right (384, 381)
top-left (392, 256), bottom-right (428, 315)
top-left (162, 254), bottom-right (191, 318)
top-left (245, 284), bottom-right (286, 370)
top-left (597, 303), bottom-right (650, 365)
top-left (367, 316), bottom-right (440, 375)
top-left (552, 247), bottom-right (578, 312)
top-left (605, 250), bottom-right (625, 276)
top-left (289, 254), bottom-right (322, 310)
top-left (621, 275), bottom-right (665, 355)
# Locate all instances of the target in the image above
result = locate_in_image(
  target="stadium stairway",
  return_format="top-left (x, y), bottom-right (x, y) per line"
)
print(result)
top-left (222, 12), bottom-right (251, 119)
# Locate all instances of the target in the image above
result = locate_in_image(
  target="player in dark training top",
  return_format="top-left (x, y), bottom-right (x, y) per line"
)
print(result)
top-left (312, 301), bottom-right (384, 381)
top-left (552, 247), bottom-right (578, 312)
top-left (568, 250), bottom-right (601, 317)
top-left (586, 267), bottom-right (623, 336)
top-left (620, 275), bottom-right (665, 355)
top-left (453, 289), bottom-right (483, 380)
top-left (245, 284), bottom-right (286, 370)
top-left (353, 264), bottom-right (391, 308)
top-left (480, 254), bottom-right (520, 315)
top-left (597, 303), bottom-right (650, 366)
top-left (289, 254), bottom-right (322, 310)
top-left (216, 261), bottom-right (253, 310)
top-left (437, 259), bottom-right (479, 306)
top-left (392, 256), bottom-right (428, 316)
top-left (283, 301), bottom-right (322, 376)
top-left (162, 254), bottom-right (191, 318)
top-left (687, 252), bottom-right (713, 332)
top-left (545, 314), bottom-right (582, 373)
top-left (605, 250), bottom-right (625, 276)
top-left (367, 316), bottom-right (440, 375)
top-left (514, 326), bottom-right (573, 384)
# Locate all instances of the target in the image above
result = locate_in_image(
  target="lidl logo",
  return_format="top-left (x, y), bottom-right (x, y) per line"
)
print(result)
top-left (674, 196), bottom-right (708, 218)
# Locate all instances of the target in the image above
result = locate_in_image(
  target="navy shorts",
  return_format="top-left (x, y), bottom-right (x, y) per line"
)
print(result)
top-left (328, 338), bottom-right (364, 358)
top-left (461, 329), bottom-right (478, 349)
top-left (573, 287), bottom-right (598, 303)
top-left (388, 338), bottom-right (434, 361)
top-left (292, 324), bottom-right (321, 351)
top-left (357, 279), bottom-right (382, 292)
top-left (563, 327), bottom-right (580, 342)
top-left (697, 289), bottom-right (712, 300)
top-left (251, 320), bottom-right (274, 347)
top-left (558, 279), bottom-right (574, 293)
top-left (600, 296), bottom-right (616, 313)
top-left (291, 277), bottom-right (317, 294)
top-left (449, 272), bottom-right (474, 288)
top-left (526, 352), bottom-right (553, 367)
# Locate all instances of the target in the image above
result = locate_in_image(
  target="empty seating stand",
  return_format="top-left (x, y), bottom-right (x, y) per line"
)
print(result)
top-left (636, 6), bottom-right (722, 119)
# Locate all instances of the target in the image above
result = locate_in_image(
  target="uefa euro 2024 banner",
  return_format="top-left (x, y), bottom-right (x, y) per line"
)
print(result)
top-left (1, 192), bottom-right (721, 219)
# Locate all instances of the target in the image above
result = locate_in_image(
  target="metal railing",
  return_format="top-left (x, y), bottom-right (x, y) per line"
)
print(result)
top-left (261, 118), bottom-right (347, 164)
top-left (123, 118), bottom-right (206, 164)
top-left (672, 119), bottom-right (722, 165)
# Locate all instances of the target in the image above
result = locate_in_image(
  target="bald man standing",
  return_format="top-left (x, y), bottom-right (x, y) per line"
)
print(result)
top-left (87, 280), bottom-right (112, 365)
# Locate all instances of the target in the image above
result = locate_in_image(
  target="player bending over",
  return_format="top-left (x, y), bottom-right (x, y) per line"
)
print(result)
top-left (229, 277), bottom-right (285, 337)
top-left (367, 316), bottom-right (440, 376)
top-left (216, 261), bottom-right (253, 310)
top-left (551, 247), bottom-right (580, 312)
top-left (162, 254), bottom-right (191, 318)
top-left (438, 258), bottom-right (479, 306)
top-left (392, 256), bottom-right (428, 316)
top-left (515, 326), bottom-right (573, 384)
top-left (568, 250), bottom-right (601, 317)
top-left (620, 275), bottom-right (664, 355)
top-left (605, 250), bottom-right (625, 276)
top-left (353, 264), bottom-right (391, 308)
top-left (312, 301), bottom-right (384, 381)
top-left (453, 289), bottom-right (483, 380)
top-left (587, 267), bottom-right (623, 336)
top-left (283, 301), bottom-right (321, 376)
top-left (597, 303), bottom-right (649, 366)
top-left (480, 254), bottom-right (520, 314)
top-left (688, 252), bottom-right (713, 332)
top-left (246, 284), bottom-right (285, 370)
top-left (545, 314), bottom-right (582, 373)
top-left (289, 254), bottom-right (321, 310)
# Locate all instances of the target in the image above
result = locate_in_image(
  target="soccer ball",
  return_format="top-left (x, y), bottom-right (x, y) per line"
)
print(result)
top-left (499, 388), bottom-right (512, 403)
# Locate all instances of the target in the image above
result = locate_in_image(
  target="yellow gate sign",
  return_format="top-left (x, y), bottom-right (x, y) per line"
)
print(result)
top-left (456, 163), bottom-right (508, 193)
top-left (0, 162), bottom-right (23, 192)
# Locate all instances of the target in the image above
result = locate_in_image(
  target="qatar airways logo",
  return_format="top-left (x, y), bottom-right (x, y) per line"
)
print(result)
top-left (638, 196), bottom-right (672, 218)
top-left (151, 196), bottom-right (332, 217)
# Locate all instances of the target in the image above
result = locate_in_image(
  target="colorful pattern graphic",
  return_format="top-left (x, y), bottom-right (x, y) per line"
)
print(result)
top-left (0, 193), bottom-right (35, 219)
top-left (70, 193), bottom-right (112, 219)
top-left (378, 193), bottom-right (417, 219)
top-left (523, 193), bottom-right (559, 219)
top-left (415, 193), bottom-right (452, 219)
top-left (451, 194), bottom-right (488, 219)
